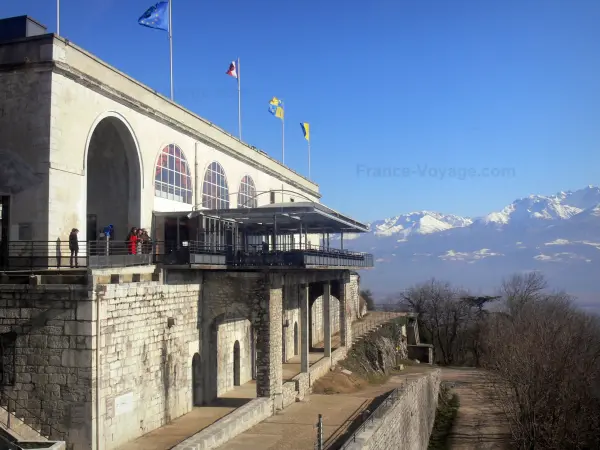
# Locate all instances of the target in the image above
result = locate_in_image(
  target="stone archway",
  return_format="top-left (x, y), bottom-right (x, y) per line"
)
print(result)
top-left (86, 115), bottom-right (141, 242)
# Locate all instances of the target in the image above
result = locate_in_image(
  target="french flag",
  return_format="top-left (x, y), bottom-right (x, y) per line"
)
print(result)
top-left (226, 61), bottom-right (238, 79)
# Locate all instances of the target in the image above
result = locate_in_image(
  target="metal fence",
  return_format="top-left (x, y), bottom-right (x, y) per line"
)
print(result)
top-left (2, 240), bottom-right (164, 270)
top-left (1, 239), bottom-right (374, 270)
top-left (352, 312), bottom-right (404, 341)
top-left (338, 385), bottom-right (405, 449)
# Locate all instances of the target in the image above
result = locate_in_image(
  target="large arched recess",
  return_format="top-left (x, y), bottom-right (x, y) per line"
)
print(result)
top-left (85, 113), bottom-right (142, 241)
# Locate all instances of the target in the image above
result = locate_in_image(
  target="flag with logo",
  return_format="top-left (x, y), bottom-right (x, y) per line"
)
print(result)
top-left (268, 97), bottom-right (284, 119)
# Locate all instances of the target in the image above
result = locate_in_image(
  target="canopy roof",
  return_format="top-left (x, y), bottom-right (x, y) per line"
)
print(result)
top-left (190, 202), bottom-right (369, 234)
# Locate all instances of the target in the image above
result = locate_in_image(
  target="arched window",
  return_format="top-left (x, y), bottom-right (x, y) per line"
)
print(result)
top-left (237, 175), bottom-right (257, 208)
top-left (202, 162), bottom-right (229, 209)
top-left (154, 144), bottom-right (193, 204)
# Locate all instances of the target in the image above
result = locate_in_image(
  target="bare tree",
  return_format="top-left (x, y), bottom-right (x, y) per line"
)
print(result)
top-left (401, 279), bottom-right (475, 365)
top-left (480, 276), bottom-right (600, 449)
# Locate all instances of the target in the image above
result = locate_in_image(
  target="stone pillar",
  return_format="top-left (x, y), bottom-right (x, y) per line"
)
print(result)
top-left (323, 281), bottom-right (331, 357)
top-left (339, 274), bottom-right (352, 346)
top-left (255, 274), bottom-right (284, 406)
top-left (300, 283), bottom-right (310, 372)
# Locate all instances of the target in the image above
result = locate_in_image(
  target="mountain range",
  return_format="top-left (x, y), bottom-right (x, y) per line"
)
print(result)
top-left (348, 185), bottom-right (600, 309)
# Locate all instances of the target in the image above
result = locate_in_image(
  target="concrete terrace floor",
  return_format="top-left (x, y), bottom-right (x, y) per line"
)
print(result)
top-left (117, 382), bottom-right (258, 450)
top-left (218, 366), bottom-right (435, 450)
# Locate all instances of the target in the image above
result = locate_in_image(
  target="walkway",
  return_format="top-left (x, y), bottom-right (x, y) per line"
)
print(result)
top-left (441, 368), bottom-right (511, 450)
top-left (119, 382), bottom-right (257, 450)
top-left (119, 313), bottom-right (403, 450)
top-left (218, 367), bottom-right (433, 450)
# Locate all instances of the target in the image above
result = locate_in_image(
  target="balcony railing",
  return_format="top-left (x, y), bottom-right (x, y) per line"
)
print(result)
top-left (167, 242), bottom-right (374, 268)
top-left (1, 240), bottom-right (162, 270)
top-left (0, 240), bottom-right (374, 270)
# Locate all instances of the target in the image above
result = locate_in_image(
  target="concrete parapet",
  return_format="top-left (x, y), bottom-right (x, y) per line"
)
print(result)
top-left (171, 398), bottom-right (273, 450)
top-left (340, 369), bottom-right (441, 450)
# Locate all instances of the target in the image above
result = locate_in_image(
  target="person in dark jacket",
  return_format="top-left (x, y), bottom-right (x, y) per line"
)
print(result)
top-left (69, 228), bottom-right (79, 268)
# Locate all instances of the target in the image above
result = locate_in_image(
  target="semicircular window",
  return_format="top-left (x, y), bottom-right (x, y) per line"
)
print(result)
top-left (154, 144), bottom-right (193, 204)
top-left (202, 161), bottom-right (230, 209)
top-left (237, 175), bottom-right (257, 208)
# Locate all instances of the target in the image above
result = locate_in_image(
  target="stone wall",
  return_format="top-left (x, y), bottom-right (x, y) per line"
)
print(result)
top-left (0, 284), bottom-right (93, 448)
top-left (216, 319), bottom-right (252, 396)
top-left (311, 295), bottom-right (340, 345)
top-left (342, 369), bottom-right (441, 450)
top-left (349, 273), bottom-right (361, 319)
top-left (97, 280), bottom-right (202, 450)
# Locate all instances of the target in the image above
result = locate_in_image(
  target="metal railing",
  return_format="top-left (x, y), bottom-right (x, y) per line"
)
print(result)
top-left (0, 390), bottom-right (66, 442)
top-left (338, 385), bottom-right (405, 449)
top-left (1, 240), bottom-right (374, 270)
top-left (352, 312), bottom-right (404, 341)
top-left (2, 240), bottom-right (163, 270)
top-left (195, 242), bottom-right (374, 268)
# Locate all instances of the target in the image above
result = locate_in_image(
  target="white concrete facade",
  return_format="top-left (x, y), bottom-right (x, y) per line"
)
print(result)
top-left (0, 35), bottom-right (320, 243)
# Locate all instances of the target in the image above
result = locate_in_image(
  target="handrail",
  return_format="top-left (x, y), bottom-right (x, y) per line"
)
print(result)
top-left (0, 390), bottom-right (65, 441)
top-left (339, 385), bottom-right (404, 449)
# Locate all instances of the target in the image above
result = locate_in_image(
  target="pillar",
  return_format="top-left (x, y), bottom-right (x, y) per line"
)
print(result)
top-left (323, 281), bottom-right (331, 357)
top-left (300, 283), bottom-right (310, 372)
top-left (339, 274), bottom-right (352, 346)
top-left (255, 274), bottom-right (284, 405)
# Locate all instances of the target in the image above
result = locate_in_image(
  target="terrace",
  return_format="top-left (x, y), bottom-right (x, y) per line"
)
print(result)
top-left (0, 203), bottom-right (373, 271)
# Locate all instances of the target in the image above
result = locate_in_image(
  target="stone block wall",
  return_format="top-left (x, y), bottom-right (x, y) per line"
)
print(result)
top-left (343, 369), bottom-right (441, 450)
top-left (96, 280), bottom-right (202, 450)
top-left (349, 273), bottom-right (361, 319)
top-left (311, 295), bottom-right (340, 345)
top-left (0, 284), bottom-right (94, 448)
top-left (216, 319), bottom-right (252, 396)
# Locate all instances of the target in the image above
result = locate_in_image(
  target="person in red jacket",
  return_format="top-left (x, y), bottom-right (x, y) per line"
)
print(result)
top-left (126, 227), bottom-right (138, 255)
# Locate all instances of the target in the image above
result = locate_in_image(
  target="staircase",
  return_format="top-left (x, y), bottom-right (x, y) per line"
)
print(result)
top-left (0, 393), bottom-right (66, 450)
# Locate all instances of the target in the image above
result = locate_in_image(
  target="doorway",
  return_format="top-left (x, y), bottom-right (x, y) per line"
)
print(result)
top-left (192, 353), bottom-right (201, 406)
top-left (294, 322), bottom-right (299, 356)
top-left (233, 341), bottom-right (241, 386)
top-left (0, 196), bottom-right (9, 269)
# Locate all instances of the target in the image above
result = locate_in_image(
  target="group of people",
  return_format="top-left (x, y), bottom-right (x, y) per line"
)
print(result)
top-left (126, 227), bottom-right (152, 255)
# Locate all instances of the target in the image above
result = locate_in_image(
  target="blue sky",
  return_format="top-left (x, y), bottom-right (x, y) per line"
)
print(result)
top-left (2, 0), bottom-right (599, 222)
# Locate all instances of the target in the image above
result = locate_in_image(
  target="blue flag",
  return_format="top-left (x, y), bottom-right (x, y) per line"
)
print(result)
top-left (138, 1), bottom-right (170, 31)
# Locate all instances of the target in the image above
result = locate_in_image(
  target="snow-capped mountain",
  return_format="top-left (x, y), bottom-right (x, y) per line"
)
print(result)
top-left (369, 211), bottom-right (472, 241)
top-left (354, 186), bottom-right (600, 305)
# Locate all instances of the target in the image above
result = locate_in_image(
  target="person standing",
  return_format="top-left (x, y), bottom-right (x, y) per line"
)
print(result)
top-left (69, 228), bottom-right (79, 268)
top-left (126, 227), bottom-right (138, 255)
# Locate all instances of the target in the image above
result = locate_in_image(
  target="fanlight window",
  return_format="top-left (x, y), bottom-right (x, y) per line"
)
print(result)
top-left (154, 144), bottom-right (193, 204)
top-left (237, 175), bottom-right (257, 208)
top-left (202, 161), bottom-right (230, 209)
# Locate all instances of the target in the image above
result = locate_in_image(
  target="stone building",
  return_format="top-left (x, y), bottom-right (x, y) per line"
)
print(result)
top-left (0, 16), bottom-right (374, 450)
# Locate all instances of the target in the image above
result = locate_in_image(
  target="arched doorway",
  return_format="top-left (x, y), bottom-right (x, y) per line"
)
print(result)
top-left (86, 115), bottom-right (141, 242)
top-left (233, 340), bottom-right (241, 386)
top-left (293, 322), bottom-right (299, 356)
top-left (192, 353), bottom-right (201, 406)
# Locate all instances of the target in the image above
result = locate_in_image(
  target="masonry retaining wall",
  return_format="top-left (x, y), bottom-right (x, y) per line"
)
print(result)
top-left (342, 369), bottom-right (441, 450)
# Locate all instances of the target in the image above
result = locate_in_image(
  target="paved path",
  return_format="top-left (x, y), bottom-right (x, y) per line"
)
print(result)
top-left (219, 367), bottom-right (433, 450)
top-left (441, 368), bottom-right (511, 450)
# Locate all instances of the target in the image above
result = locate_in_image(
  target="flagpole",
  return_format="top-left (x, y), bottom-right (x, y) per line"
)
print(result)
top-left (56, 0), bottom-right (60, 35)
top-left (237, 57), bottom-right (242, 140)
top-left (169, 0), bottom-right (174, 100)
top-left (281, 102), bottom-right (285, 202)
top-left (308, 139), bottom-right (311, 179)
